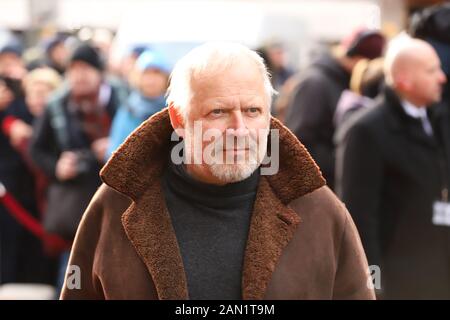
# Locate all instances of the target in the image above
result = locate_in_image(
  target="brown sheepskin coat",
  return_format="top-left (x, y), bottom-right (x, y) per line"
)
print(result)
top-left (60, 108), bottom-right (375, 300)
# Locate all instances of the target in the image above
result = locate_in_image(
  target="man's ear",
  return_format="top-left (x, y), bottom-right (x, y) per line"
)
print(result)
top-left (168, 102), bottom-right (185, 138)
top-left (396, 76), bottom-right (411, 93)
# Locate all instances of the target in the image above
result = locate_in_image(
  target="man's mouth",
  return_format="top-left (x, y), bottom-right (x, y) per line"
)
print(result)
top-left (224, 148), bottom-right (249, 152)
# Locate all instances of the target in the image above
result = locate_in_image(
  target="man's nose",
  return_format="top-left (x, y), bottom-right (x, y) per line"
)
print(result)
top-left (226, 111), bottom-right (249, 137)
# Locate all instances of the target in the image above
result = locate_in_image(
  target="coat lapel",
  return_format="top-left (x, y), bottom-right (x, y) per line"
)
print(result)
top-left (121, 180), bottom-right (189, 300)
top-left (406, 121), bottom-right (438, 149)
top-left (242, 177), bottom-right (301, 300)
top-left (384, 88), bottom-right (438, 149)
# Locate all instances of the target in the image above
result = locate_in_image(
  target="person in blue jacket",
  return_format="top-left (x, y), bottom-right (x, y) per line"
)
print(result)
top-left (106, 49), bottom-right (170, 158)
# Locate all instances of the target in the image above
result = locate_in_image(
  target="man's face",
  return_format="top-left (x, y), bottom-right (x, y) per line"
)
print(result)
top-left (182, 58), bottom-right (270, 184)
top-left (267, 46), bottom-right (287, 70)
top-left (408, 49), bottom-right (447, 106)
top-left (67, 61), bottom-right (102, 97)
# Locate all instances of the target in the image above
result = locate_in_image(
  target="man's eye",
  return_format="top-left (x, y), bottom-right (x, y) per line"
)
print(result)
top-left (246, 107), bottom-right (260, 114)
top-left (211, 109), bottom-right (224, 115)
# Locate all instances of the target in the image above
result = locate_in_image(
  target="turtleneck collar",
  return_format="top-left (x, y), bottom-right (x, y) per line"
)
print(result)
top-left (163, 160), bottom-right (260, 209)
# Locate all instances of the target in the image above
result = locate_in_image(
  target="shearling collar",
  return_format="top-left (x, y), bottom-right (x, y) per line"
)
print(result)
top-left (100, 108), bottom-right (325, 300)
top-left (101, 108), bottom-right (325, 204)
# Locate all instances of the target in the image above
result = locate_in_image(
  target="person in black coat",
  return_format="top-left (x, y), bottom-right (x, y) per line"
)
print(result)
top-left (0, 43), bottom-right (58, 285)
top-left (285, 29), bottom-right (385, 188)
top-left (335, 37), bottom-right (448, 299)
top-left (0, 95), bottom-right (41, 284)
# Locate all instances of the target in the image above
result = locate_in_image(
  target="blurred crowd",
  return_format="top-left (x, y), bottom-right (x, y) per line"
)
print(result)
top-left (0, 31), bottom-right (170, 295)
top-left (0, 3), bottom-right (450, 299)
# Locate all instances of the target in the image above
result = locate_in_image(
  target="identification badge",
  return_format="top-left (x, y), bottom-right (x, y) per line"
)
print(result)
top-left (432, 201), bottom-right (450, 226)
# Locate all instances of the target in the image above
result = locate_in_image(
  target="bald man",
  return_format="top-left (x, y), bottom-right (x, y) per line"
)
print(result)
top-left (335, 37), bottom-right (449, 299)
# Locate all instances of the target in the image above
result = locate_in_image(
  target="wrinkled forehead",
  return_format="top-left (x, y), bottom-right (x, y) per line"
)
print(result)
top-left (189, 59), bottom-right (267, 104)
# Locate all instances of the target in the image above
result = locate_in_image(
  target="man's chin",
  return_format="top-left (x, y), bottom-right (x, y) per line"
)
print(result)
top-left (208, 163), bottom-right (259, 184)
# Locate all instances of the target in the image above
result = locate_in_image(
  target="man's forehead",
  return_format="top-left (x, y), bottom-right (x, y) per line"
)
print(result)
top-left (407, 52), bottom-right (440, 73)
top-left (195, 92), bottom-right (265, 105)
top-left (190, 79), bottom-right (266, 105)
top-left (401, 42), bottom-right (437, 64)
top-left (191, 63), bottom-right (264, 92)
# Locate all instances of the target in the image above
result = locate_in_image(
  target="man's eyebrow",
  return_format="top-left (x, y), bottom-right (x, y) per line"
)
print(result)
top-left (243, 100), bottom-right (265, 108)
top-left (203, 103), bottom-right (232, 110)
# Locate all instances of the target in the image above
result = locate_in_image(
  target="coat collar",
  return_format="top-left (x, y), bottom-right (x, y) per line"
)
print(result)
top-left (382, 87), bottom-right (438, 148)
top-left (100, 108), bottom-right (325, 299)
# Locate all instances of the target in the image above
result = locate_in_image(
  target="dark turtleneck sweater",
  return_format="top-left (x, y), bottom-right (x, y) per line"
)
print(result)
top-left (161, 162), bottom-right (259, 300)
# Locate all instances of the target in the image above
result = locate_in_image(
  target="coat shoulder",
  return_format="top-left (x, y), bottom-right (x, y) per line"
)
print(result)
top-left (335, 100), bottom-right (387, 144)
top-left (289, 185), bottom-right (349, 229)
top-left (283, 186), bottom-right (374, 299)
top-left (287, 185), bottom-right (360, 256)
top-left (357, 100), bottom-right (389, 128)
top-left (72, 183), bottom-right (132, 244)
top-left (93, 183), bottom-right (132, 216)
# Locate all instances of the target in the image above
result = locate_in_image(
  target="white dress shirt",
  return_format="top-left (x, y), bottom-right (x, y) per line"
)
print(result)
top-left (401, 100), bottom-right (434, 136)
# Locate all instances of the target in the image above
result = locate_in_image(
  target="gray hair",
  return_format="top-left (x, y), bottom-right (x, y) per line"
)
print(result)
top-left (166, 42), bottom-right (276, 120)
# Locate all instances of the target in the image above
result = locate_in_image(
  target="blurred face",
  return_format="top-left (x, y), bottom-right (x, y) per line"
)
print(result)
top-left (0, 52), bottom-right (26, 79)
top-left (399, 46), bottom-right (447, 106)
top-left (67, 61), bottom-right (102, 97)
top-left (140, 68), bottom-right (168, 98)
top-left (25, 82), bottom-right (53, 117)
top-left (267, 46), bottom-right (287, 70)
top-left (50, 43), bottom-right (69, 68)
top-left (177, 58), bottom-right (271, 185)
top-left (120, 54), bottom-right (139, 80)
top-left (413, 55), bottom-right (447, 106)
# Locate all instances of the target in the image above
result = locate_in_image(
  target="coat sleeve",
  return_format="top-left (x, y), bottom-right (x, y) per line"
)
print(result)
top-left (284, 76), bottom-right (335, 184)
top-left (335, 120), bottom-right (383, 269)
top-left (60, 189), bottom-right (106, 300)
top-left (332, 209), bottom-right (376, 300)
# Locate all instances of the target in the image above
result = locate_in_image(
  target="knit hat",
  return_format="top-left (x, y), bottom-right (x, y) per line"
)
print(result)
top-left (342, 28), bottom-right (386, 60)
top-left (136, 50), bottom-right (171, 74)
top-left (69, 43), bottom-right (104, 71)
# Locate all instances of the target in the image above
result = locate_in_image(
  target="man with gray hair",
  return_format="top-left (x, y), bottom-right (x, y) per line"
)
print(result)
top-left (335, 36), bottom-right (448, 299)
top-left (61, 42), bottom-right (373, 300)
